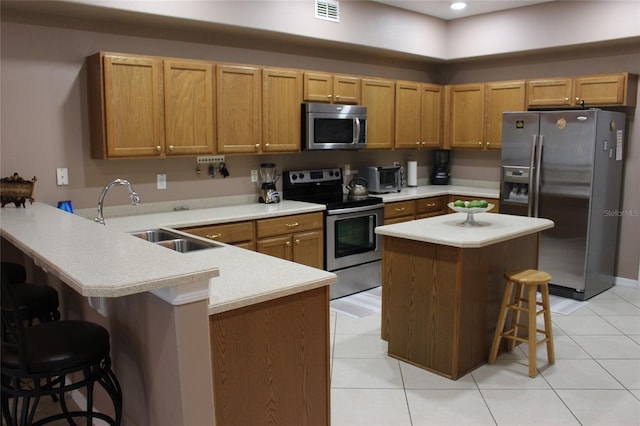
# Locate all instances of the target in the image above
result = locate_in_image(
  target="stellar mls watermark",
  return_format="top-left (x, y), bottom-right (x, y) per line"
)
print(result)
top-left (604, 209), bottom-right (640, 217)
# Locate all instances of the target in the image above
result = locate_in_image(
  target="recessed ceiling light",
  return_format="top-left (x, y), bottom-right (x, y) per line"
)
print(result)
top-left (450, 2), bottom-right (467, 11)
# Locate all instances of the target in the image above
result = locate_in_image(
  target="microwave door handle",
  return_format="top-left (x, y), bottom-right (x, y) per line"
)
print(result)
top-left (354, 118), bottom-right (361, 144)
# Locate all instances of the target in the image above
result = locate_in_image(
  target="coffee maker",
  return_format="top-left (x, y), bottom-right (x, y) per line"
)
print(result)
top-left (258, 163), bottom-right (281, 203)
top-left (430, 150), bottom-right (451, 185)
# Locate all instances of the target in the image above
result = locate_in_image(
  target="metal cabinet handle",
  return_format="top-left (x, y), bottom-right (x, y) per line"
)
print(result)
top-left (478, 141), bottom-right (483, 146)
top-left (168, 145), bottom-right (174, 151)
top-left (286, 241), bottom-right (291, 246)
top-left (327, 94), bottom-right (332, 99)
top-left (295, 239), bottom-right (300, 245)
top-left (335, 95), bottom-right (340, 100)
top-left (416, 141), bottom-right (420, 146)
top-left (156, 146), bottom-right (161, 152)
top-left (265, 143), bottom-right (270, 148)
top-left (564, 97), bottom-right (569, 102)
top-left (486, 142), bottom-right (491, 147)
top-left (426, 203), bottom-right (436, 207)
top-left (285, 222), bottom-right (299, 228)
top-left (255, 144), bottom-right (260, 150)
top-left (395, 207), bottom-right (405, 212)
top-left (206, 233), bottom-right (222, 240)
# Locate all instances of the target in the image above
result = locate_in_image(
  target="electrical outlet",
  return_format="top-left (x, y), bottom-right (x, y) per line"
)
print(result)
top-left (56, 168), bottom-right (68, 186)
top-left (157, 174), bottom-right (166, 190)
top-left (251, 170), bottom-right (259, 183)
top-left (344, 164), bottom-right (351, 175)
top-left (196, 155), bottom-right (225, 164)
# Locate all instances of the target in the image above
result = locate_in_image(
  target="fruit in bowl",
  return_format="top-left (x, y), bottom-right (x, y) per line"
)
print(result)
top-left (453, 199), bottom-right (489, 209)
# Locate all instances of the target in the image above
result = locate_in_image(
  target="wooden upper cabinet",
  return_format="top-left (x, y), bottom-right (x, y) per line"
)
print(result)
top-left (163, 59), bottom-right (215, 156)
top-left (262, 68), bottom-right (303, 153)
top-left (303, 72), bottom-right (360, 104)
top-left (528, 73), bottom-right (638, 108)
top-left (421, 84), bottom-right (444, 148)
top-left (484, 80), bottom-right (526, 150)
top-left (448, 83), bottom-right (485, 149)
top-left (216, 64), bottom-right (262, 154)
top-left (395, 82), bottom-right (422, 149)
top-left (90, 53), bottom-right (165, 158)
top-left (574, 73), bottom-right (638, 107)
top-left (527, 78), bottom-right (573, 107)
top-left (361, 78), bottom-right (395, 150)
top-left (395, 81), bottom-right (443, 150)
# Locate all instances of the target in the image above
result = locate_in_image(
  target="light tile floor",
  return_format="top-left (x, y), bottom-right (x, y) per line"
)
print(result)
top-left (330, 285), bottom-right (640, 426)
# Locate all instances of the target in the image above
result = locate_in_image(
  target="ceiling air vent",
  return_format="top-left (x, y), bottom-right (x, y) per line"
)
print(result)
top-left (315, 0), bottom-right (339, 23)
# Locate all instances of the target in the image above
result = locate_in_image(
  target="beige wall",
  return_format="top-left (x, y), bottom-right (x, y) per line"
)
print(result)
top-left (1, 16), bottom-right (638, 281)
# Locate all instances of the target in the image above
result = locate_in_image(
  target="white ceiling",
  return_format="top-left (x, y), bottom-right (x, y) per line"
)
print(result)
top-left (371, 0), bottom-right (556, 20)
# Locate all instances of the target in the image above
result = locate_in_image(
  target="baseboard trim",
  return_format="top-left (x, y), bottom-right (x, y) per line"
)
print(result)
top-left (615, 276), bottom-right (640, 288)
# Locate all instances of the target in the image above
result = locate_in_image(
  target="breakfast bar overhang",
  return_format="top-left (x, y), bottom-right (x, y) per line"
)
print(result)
top-left (375, 212), bottom-right (554, 380)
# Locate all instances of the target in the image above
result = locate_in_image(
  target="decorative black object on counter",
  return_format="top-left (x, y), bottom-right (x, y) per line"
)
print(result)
top-left (0, 173), bottom-right (37, 208)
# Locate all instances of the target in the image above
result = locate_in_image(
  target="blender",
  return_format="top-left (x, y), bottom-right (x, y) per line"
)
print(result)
top-left (258, 163), bottom-right (281, 203)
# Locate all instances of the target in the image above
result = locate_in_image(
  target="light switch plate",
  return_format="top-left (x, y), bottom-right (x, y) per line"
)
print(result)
top-left (56, 168), bottom-right (68, 186)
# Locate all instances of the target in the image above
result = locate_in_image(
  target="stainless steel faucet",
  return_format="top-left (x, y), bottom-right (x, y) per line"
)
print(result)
top-left (94, 179), bottom-right (140, 225)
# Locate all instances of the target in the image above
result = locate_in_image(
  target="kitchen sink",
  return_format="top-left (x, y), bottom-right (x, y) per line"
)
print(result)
top-left (129, 229), bottom-right (222, 253)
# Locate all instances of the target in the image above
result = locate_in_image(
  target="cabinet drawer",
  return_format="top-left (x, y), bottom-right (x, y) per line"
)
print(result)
top-left (256, 212), bottom-right (323, 239)
top-left (416, 196), bottom-right (447, 215)
top-left (180, 221), bottom-right (254, 244)
top-left (384, 201), bottom-right (416, 220)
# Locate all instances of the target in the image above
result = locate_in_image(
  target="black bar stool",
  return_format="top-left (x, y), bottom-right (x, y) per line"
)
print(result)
top-left (0, 262), bottom-right (60, 326)
top-left (1, 269), bottom-right (123, 425)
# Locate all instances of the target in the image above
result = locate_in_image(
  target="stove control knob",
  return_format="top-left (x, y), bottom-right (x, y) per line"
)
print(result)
top-left (298, 173), bottom-right (305, 179)
top-left (291, 174), bottom-right (297, 180)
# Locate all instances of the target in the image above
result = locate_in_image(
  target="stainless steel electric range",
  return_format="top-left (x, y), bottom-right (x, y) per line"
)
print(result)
top-left (283, 168), bottom-right (384, 300)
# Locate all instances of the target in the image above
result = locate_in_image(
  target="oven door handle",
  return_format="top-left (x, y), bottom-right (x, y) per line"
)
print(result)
top-left (326, 203), bottom-right (385, 215)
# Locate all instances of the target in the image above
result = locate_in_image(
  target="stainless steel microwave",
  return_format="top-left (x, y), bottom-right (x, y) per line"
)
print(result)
top-left (302, 103), bottom-right (367, 150)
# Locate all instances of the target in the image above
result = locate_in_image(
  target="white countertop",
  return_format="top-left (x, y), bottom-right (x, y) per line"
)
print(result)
top-left (376, 185), bottom-right (499, 203)
top-left (0, 185), bottom-right (500, 314)
top-left (0, 201), bottom-right (335, 315)
top-left (375, 212), bottom-right (554, 248)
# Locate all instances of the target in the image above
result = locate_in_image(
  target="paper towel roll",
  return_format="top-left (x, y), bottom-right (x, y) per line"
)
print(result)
top-left (407, 161), bottom-right (417, 187)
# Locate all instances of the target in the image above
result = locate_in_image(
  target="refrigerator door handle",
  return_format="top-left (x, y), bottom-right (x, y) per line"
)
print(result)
top-left (528, 135), bottom-right (537, 217)
top-left (534, 135), bottom-right (544, 218)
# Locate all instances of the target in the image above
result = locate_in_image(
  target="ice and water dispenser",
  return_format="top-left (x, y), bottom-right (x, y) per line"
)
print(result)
top-left (501, 166), bottom-right (530, 205)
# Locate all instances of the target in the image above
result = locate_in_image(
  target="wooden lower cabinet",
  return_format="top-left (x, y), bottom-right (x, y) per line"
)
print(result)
top-left (256, 212), bottom-right (324, 269)
top-left (416, 195), bottom-right (447, 219)
top-left (384, 200), bottom-right (416, 224)
top-left (178, 220), bottom-right (256, 250)
top-left (210, 285), bottom-right (330, 425)
top-left (381, 233), bottom-right (539, 379)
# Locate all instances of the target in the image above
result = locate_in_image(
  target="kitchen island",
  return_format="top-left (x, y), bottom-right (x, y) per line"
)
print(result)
top-left (0, 201), bottom-right (335, 425)
top-left (375, 212), bottom-right (554, 379)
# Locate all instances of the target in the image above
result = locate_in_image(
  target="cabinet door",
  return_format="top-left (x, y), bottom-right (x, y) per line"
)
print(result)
top-left (449, 84), bottom-right (485, 149)
top-left (484, 80), bottom-right (526, 150)
top-left (292, 230), bottom-right (324, 269)
top-left (574, 74), bottom-right (626, 106)
top-left (527, 78), bottom-right (572, 107)
top-left (361, 78), bottom-right (395, 150)
top-left (303, 72), bottom-right (333, 103)
top-left (102, 54), bottom-right (165, 157)
top-left (421, 84), bottom-right (444, 148)
top-left (164, 59), bottom-right (214, 155)
top-left (395, 82), bottom-right (422, 149)
top-left (333, 75), bottom-right (360, 104)
top-left (262, 68), bottom-right (302, 153)
top-left (257, 235), bottom-right (293, 261)
top-left (216, 64), bottom-right (262, 153)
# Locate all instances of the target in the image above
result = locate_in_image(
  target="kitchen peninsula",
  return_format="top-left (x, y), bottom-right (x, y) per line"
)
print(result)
top-left (375, 212), bottom-right (554, 380)
top-left (0, 201), bottom-right (336, 425)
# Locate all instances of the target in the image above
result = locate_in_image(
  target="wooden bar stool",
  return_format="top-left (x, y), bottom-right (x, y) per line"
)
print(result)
top-left (488, 269), bottom-right (555, 377)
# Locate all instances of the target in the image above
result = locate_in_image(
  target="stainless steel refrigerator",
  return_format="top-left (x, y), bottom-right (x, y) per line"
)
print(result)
top-left (500, 110), bottom-right (626, 300)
